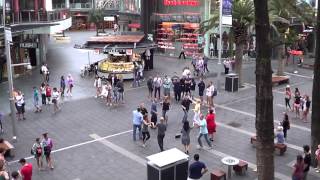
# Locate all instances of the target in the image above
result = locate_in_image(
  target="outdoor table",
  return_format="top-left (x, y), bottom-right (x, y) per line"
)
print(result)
top-left (221, 156), bottom-right (240, 179)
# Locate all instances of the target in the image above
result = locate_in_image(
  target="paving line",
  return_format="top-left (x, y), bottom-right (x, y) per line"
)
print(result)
top-left (204, 148), bottom-right (291, 180)
top-left (284, 72), bottom-right (313, 79)
top-left (8, 129), bottom-right (133, 165)
top-left (216, 122), bottom-right (303, 152)
top-left (90, 134), bottom-right (146, 167)
top-left (215, 104), bottom-right (311, 132)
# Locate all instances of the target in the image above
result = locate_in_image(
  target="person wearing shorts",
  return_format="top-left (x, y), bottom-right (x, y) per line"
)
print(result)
top-left (41, 133), bottom-right (54, 169)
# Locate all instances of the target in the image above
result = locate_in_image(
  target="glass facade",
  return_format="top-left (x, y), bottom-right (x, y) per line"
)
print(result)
top-left (70, 0), bottom-right (92, 9)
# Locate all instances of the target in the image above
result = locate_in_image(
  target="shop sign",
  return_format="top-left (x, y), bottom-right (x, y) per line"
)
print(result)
top-left (222, 0), bottom-right (233, 26)
top-left (126, 49), bottom-right (133, 55)
top-left (20, 42), bottom-right (38, 48)
top-left (164, 0), bottom-right (200, 6)
top-left (104, 16), bottom-right (115, 21)
top-left (104, 48), bottom-right (126, 54)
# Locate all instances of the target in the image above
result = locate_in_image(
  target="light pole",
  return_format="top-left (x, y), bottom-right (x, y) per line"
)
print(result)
top-left (217, 0), bottom-right (223, 91)
top-left (3, 0), bottom-right (17, 141)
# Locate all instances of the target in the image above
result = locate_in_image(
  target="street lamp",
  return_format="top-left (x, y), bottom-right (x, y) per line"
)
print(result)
top-left (3, 0), bottom-right (17, 141)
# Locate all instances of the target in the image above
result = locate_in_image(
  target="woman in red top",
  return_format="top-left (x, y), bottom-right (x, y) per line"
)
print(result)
top-left (206, 108), bottom-right (216, 141)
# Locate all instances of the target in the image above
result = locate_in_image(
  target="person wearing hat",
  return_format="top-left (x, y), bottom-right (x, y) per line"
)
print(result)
top-left (285, 85), bottom-right (292, 111)
top-left (275, 126), bottom-right (285, 144)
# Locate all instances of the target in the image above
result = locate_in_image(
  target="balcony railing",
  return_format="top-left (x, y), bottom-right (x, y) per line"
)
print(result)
top-left (70, 3), bottom-right (92, 9)
top-left (0, 9), bottom-right (71, 25)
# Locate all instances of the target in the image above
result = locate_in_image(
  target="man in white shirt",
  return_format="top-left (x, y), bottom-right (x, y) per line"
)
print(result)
top-left (153, 75), bottom-right (162, 100)
top-left (223, 59), bottom-right (232, 74)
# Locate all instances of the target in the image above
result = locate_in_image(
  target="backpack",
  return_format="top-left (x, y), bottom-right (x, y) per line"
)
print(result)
top-left (212, 89), bottom-right (218, 96)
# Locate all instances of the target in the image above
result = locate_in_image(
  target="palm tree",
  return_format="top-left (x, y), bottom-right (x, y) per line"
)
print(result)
top-left (233, 0), bottom-right (255, 87)
top-left (253, 0), bottom-right (275, 179)
top-left (88, 9), bottom-right (104, 36)
top-left (311, 0), bottom-right (320, 167)
top-left (269, 0), bottom-right (315, 76)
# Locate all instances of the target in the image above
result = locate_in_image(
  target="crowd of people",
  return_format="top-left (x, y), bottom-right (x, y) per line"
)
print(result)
top-left (94, 74), bottom-right (125, 106)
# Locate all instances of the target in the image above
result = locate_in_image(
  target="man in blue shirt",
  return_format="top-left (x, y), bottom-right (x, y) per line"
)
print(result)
top-left (188, 154), bottom-right (208, 180)
top-left (132, 108), bottom-right (143, 141)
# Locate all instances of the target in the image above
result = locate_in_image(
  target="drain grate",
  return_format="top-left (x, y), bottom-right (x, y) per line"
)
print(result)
top-left (227, 122), bottom-right (242, 128)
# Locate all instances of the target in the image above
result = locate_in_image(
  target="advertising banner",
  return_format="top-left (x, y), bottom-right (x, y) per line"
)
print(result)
top-left (222, 0), bottom-right (233, 26)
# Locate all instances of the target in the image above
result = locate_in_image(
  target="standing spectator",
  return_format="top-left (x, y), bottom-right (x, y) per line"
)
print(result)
top-left (141, 115), bottom-right (151, 148)
top-left (181, 94), bottom-right (192, 113)
top-left (302, 145), bottom-right (311, 179)
top-left (15, 91), bottom-right (26, 120)
top-left (302, 95), bottom-right (311, 122)
top-left (315, 144), bottom-right (320, 173)
top-left (157, 117), bottom-right (166, 152)
top-left (223, 59), bottom-right (231, 74)
top-left (145, 49), bottom-right (151, 70)
top-left (163, 75), bottom-right (172, 98)
top-left (161, 96), bottom-right (170, 124)
top-left (190, 78), bottom-right (196, 97)
top-left (52, 88), bottom-right (60, 113)
top-left (33, 87), bottom-right (41, 113)
top-left (188, 154), bottom-right (208, 180)
top-left (42, 133), bottom-right (54, 169)
top-left (41, 63), bottom-right (49, 82)
top-left (150, 99), bottom-right (158, 127)
top-left (179, 46), bottom-right (186, 59)
top-left (116, 78), bottom-right (124, 103)
top-left (31, 138), bottom-right (43, 170)
top-left (172, 76), bottom-right (181, 102)
top-left (181, 121), bottom-right (191, 154)
top-left (0, 112), bottom-right (3, 133)
top-left (203, 56), bottom-right (209, 73)
top-left (196, 114), bottom-right (212, 149)
top-left (138, 62), bottom-right (144, 82)
top-left (94, 76), bottom-right (102, 98)
top-left (180, 77), bottom-right (186, 97)
top-left (45, 84), bottom-right (52, 104)
top-left (147, 76), bottom-right (154, 99)
top-left (285, 85), bottom-right (292, 111)
top-left (153, 75), bottom-right (162, 100)
top-left (281, 112), bottom-right (290, 140)
top-left (66, 74), bottom-right (74, 97)
top-left (132, 108), bottom-right (143, 141)
top-left (198, 78), bottom-right (205, 104)
top-left (206, 109), bottom-right (216, 141)
top-left (19, 158), bottom-right (33, 180)
top-left (206, 84), bottom-right (213, 107)
top-left (184, 77), bottom-right (192, 96)
top-left (292, 155), bottom-right (304, 180)
top-left (60, 76), bottom-right (66, 98)
top-left (210, 42), bottom-right (214, 57)
top-left (40, 83), bottom-right (46, 105)
top-left (293, 88), bottom-right (301, 118)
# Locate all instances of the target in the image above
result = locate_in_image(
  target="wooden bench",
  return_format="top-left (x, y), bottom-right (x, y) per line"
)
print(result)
top-left (274, 143), bottom-right (287, 156)
top-left (250, 136), bottom-right (257, 147)
top-left (0, 140), bottom-right (15, 157)
top-left (233, 160), bottom-right (248, 175)
top-left (211, 169), bottom-right (226, 180)
top-left (272, 76), bottom-right (289, 86)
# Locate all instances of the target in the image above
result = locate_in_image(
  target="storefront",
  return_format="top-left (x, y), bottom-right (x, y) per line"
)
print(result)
top-left (81, 33), bottom-right (156, 80)
top-left (149, 0), bottom-right (212, 57)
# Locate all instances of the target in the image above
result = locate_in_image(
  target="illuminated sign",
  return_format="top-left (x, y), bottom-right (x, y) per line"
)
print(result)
top-left (164, 0), bottom-right (200, 6)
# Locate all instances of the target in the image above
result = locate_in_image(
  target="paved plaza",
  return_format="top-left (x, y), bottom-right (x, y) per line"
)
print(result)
top-left (0, 32), bottom-right (319, 180)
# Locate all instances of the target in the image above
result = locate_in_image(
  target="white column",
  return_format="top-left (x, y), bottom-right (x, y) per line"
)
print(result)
top-left (204, 0), bottom-right (211, 57)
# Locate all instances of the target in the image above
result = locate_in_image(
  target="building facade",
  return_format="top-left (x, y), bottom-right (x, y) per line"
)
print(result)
top-left (0, 0), bottom-right (72, 82)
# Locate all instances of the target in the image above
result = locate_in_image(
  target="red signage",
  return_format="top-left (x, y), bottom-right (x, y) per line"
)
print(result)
top-left (164, 0), bottom-right (200, 6)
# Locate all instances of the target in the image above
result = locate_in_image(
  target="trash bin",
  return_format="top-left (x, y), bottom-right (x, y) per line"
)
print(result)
top-left (146, 148), bottom-right (189, 180)
top-left (225, 73), bottom-right (239, 92)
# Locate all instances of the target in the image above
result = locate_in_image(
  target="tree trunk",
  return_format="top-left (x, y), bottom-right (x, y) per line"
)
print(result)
top-left (311, 0), bottom-right (320, 166)
top-left (96, 23), bottom-right (99, 36)
top-left (254, 0), bottom-right (275, 180)
top-left (235, 42), bottom-right (244, 87)
top-left (276, 44), bottom-right (285, 76)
